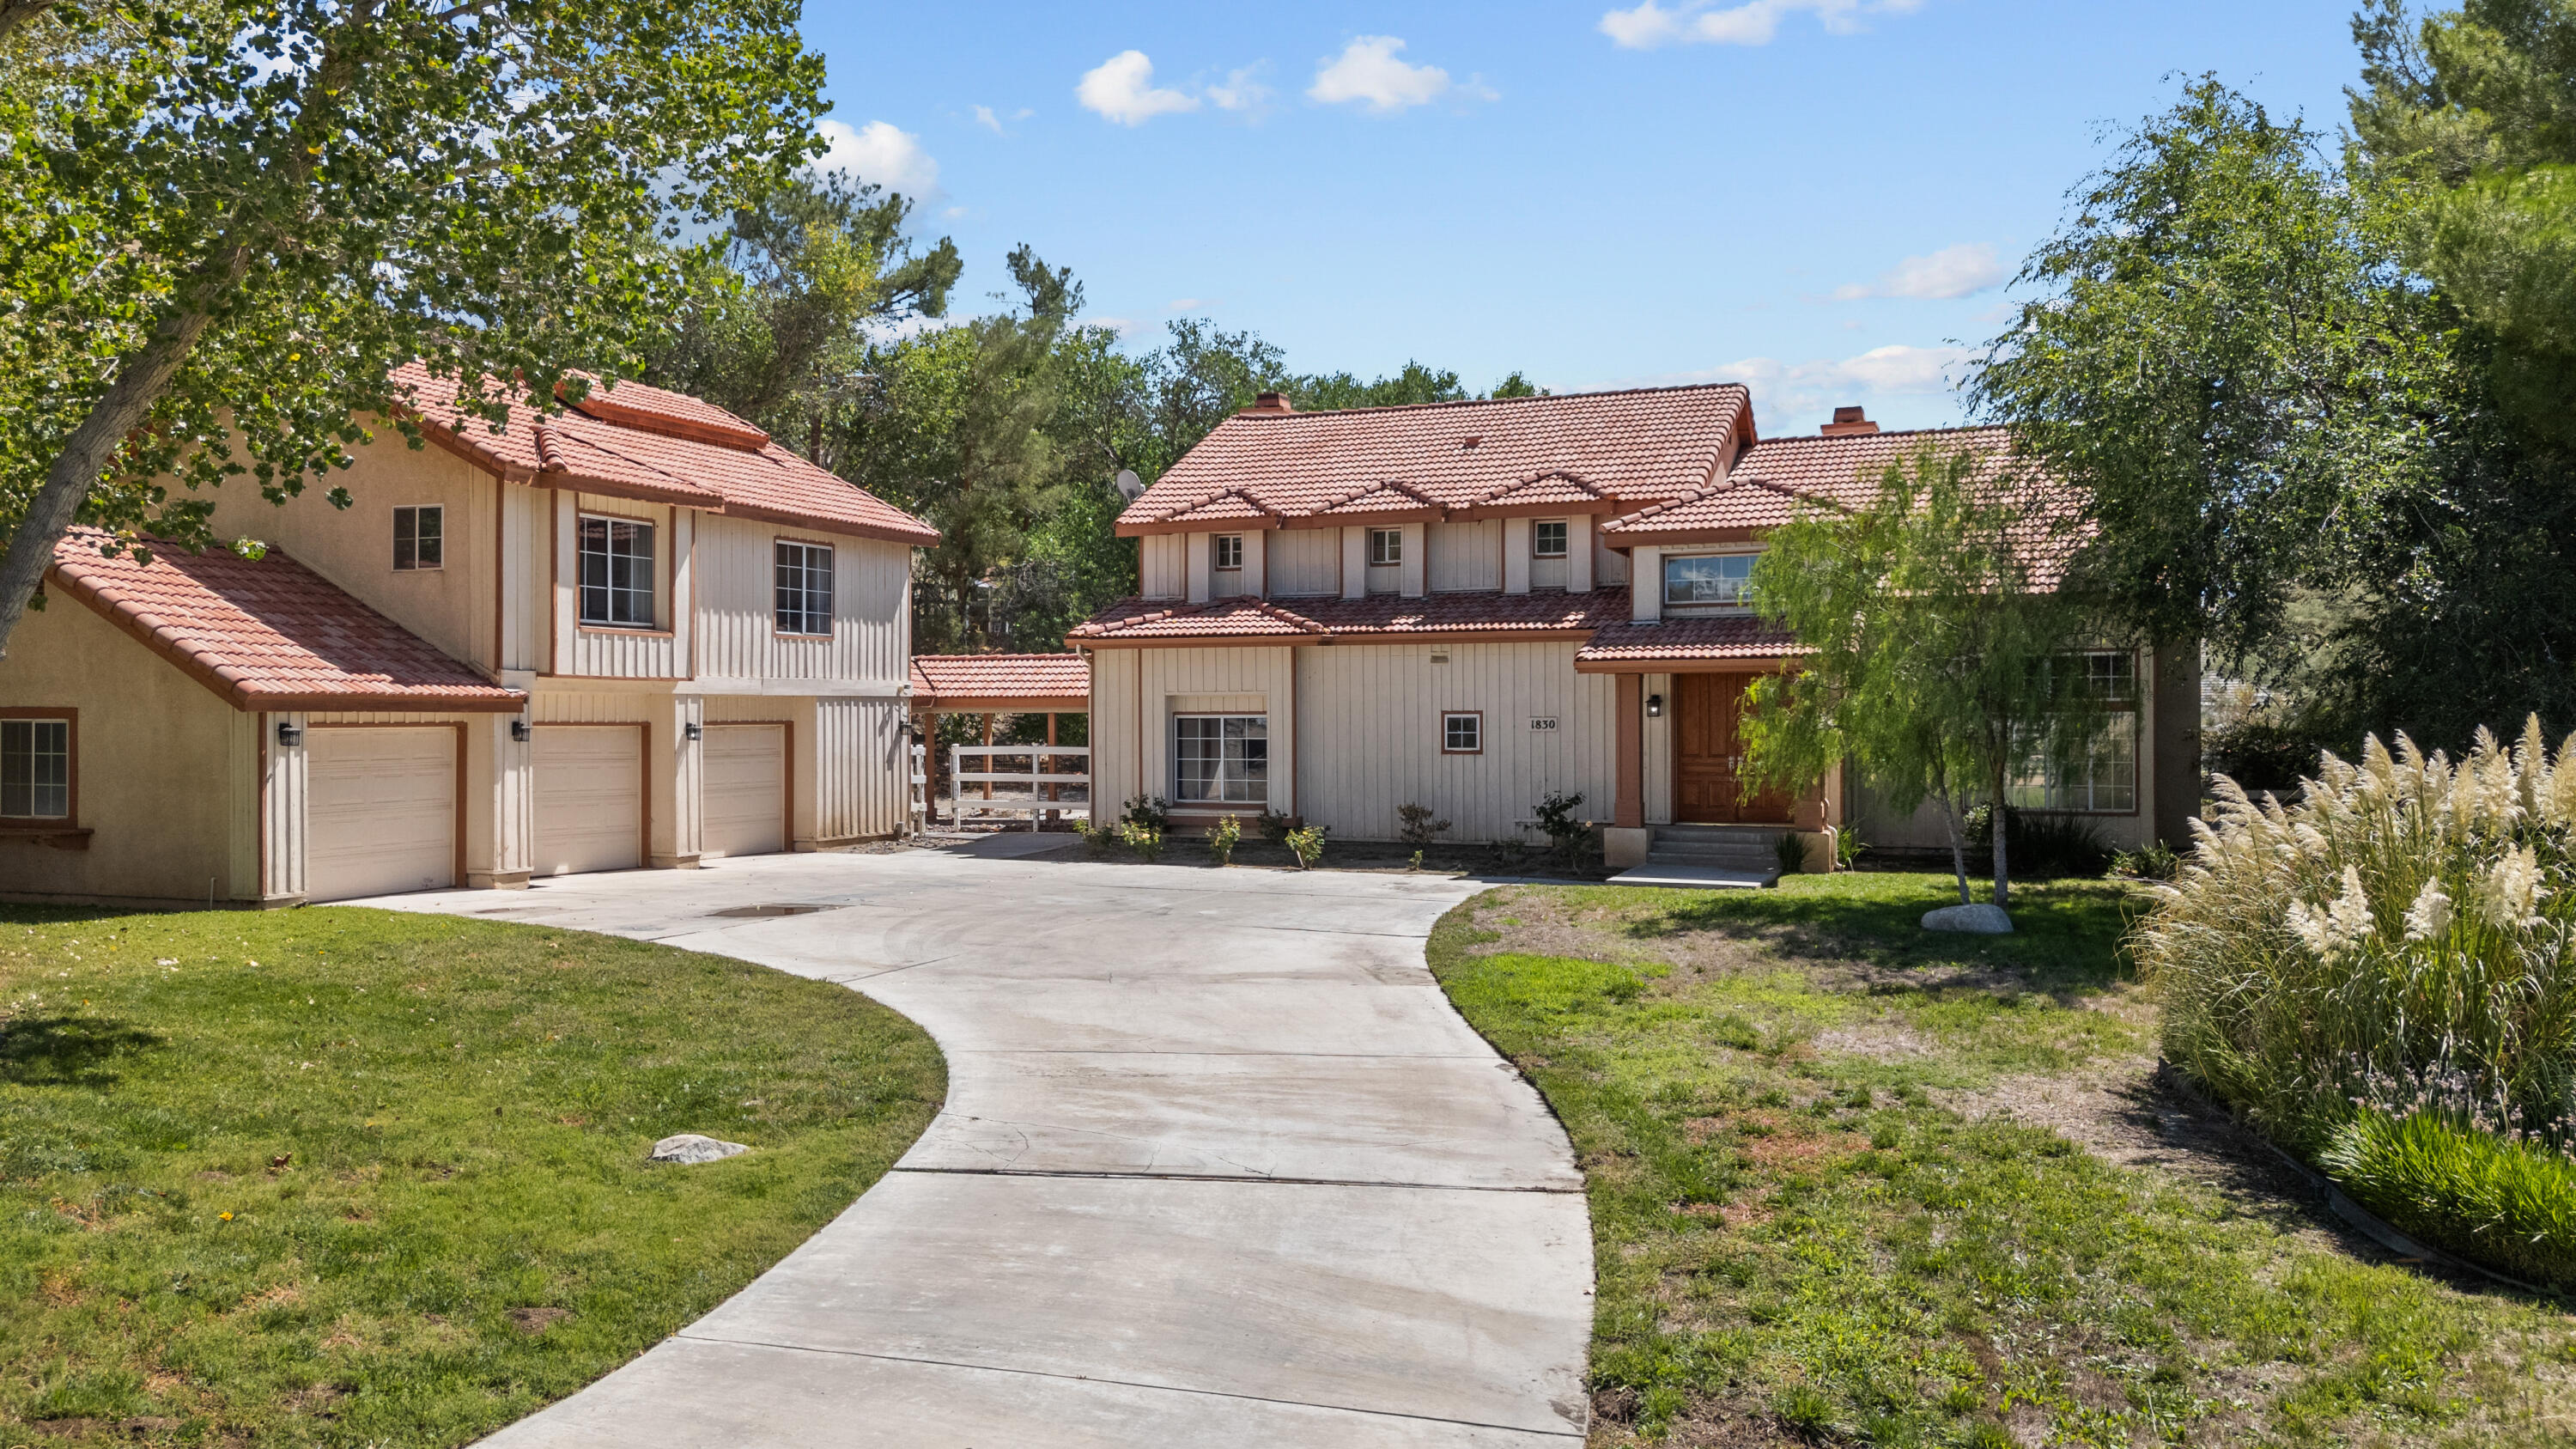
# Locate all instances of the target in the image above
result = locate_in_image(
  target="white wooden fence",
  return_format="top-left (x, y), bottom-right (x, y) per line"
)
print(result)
top-left (947, 744), bottom-right (1091, 831)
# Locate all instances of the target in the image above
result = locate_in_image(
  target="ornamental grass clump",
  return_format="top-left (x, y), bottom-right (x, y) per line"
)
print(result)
top-left (2136, 717), bottom-right (2576, 1286)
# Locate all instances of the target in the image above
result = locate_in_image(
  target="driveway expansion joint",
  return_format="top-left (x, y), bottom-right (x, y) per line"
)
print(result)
top-left (888, 1165), bottom-right (1586, 1194)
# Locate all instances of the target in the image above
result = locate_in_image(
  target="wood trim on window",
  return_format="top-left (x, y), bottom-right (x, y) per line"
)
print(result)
top-left (0, 706), bottom-right (80, 835)
top-left (771, 534), bottom-right (837, 640)
top-left (1440, 709), bottom-right (1484, 756)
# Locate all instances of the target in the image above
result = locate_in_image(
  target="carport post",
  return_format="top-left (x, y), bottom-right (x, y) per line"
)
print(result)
top-left (1044, 712), bottom-right (1059, 823)
top-left (981, 713), bottom-right (994, 800)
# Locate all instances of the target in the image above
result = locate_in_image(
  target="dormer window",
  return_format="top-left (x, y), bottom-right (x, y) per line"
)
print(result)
top-left (1368, 528), bottom-right (1403, 567)
top-left (1533, 520), bottom-right (1569, 559)
top-left (1212, 534), bottom-right (1244, 571)
top-left (1663, 552), bottom-right (1756, 608)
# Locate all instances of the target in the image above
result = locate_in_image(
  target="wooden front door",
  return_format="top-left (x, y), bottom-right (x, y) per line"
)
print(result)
top-left (1673, 673), bottom-right (1795, 824)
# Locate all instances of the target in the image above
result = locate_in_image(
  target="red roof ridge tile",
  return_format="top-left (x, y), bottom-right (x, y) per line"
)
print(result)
top-left (1223, 380), bottom-right (1752, 422)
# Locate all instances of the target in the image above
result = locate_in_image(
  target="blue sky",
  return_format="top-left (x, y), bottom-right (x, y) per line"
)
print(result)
top-left (798, 1), bottom-right (2364, 435)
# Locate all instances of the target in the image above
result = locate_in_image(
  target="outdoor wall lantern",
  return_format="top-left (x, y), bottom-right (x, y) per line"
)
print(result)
top-left (510, 720), bottom-right (532, 743)
top-left (683, 721), bottom-right (703, 742)
top-left (1645, 693), bottom-right (1664, 719)
top-left (275, 721), bottom-right (303, 747)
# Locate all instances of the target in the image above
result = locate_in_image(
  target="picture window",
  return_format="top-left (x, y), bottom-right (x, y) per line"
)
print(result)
top-left (1662, 553), bottom-right (1756, 607)
top-left (1175, 715), bottom-right (1268, 804)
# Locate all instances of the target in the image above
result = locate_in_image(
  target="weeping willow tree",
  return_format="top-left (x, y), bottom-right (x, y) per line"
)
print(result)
top-left (1739, 443), bottom-right (2121, 910)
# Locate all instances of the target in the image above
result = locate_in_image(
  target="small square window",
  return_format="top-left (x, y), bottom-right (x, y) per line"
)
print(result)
top-left (393, 505), bottom-right (443, 571)
top-left (1212, 534), bottom-right (1243, 570)
top-left (1368, 528), bottom-right (1404, 567)
top-left (1442, 711), bottom-right (1482, 754)
top-left (1, 716), bottom-right (72, 819)
top-left (1533, 520), bottom-right (1569, 559)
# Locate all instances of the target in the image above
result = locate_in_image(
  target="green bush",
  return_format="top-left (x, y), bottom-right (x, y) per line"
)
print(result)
top-left (1285, 825), bottom-right (1327, 869)
top-left (2318, 1107), bottom-right (2576, 1290)
top-left (2136, 717), bottom-right (2576, 1285)
top-left (1206, 815), bottom-right (1242, 866)
top-left (1118, 820), bottom-right (1163, 861)
top-left (1967, 803), bottom-right (2112, 878)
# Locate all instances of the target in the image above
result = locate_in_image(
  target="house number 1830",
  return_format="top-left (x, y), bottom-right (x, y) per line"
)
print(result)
top-left (1528, 717), bottom-right (1559, 731)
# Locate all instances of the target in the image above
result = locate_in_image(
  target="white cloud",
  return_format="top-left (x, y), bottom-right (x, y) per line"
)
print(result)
top-left (972, 105), bottom-right (1002, 133)
top-left (811, 119), bottom-right (939, 197)
top-left (1309, 36), bottom-right (1485, 113)
top-left (1078, 51), bottom-right (1200, 125)
top-left (1831, 242), bottom-right (2007, 301)
top-left (1208, 64), bottom-right (1273, 113)
top-left (1601, 0), bottom-right (1921, 48)
top-left (1594, 343), bottom-right (1974, 426)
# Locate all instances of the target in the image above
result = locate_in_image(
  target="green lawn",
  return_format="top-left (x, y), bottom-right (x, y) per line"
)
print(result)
top-left (0, 904), bottom-right (945, 1447)
top-left (1431, 872), bottom-right (2576, 1447)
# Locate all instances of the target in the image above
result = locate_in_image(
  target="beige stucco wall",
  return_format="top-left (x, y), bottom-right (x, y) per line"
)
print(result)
top-left (0, 600), bottom-right (260, 905)
top-left (203, 432), bottom-right (499, 673)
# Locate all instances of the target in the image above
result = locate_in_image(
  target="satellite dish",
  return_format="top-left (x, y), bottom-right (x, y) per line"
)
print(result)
top-left (1113, 469), bottom-right (1144, 502)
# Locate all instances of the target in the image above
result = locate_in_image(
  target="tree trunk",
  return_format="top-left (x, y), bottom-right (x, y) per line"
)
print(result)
top-left (1990, 759), bottom-right (2012, 910)
top-left (1935, 789), bottom-right (1971, 904)
top-left (0, 0), bottom-right (58, 46)
top-left (0, 288), bottom-right (236, 658)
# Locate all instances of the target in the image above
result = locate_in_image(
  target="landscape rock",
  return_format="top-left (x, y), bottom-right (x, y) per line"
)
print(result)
top-left (648, 1133), bottom-right (750, 1165)
top-left (1921, 903), bottom-right (2014, 935)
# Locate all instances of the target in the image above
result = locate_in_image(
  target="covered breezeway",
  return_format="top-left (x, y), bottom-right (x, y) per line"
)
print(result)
top-left (908, 654), bottom-right (1091, 831)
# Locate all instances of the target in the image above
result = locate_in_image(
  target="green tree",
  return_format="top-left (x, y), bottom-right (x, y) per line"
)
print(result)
top-left (1740, 445), bottom-right (2113, 909)
top-left (645, 174), bottom-right (962, 458)
top-left (0, 0), bottom-right (824, 657)
top-left (1967, 79), bottom-right (2451, 677)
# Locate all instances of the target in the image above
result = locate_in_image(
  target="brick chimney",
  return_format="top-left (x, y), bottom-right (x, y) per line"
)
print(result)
top-left (1247, 391), bottom-right (1295, 414)
top-left (1820, 405), bottom-right (1879, 437)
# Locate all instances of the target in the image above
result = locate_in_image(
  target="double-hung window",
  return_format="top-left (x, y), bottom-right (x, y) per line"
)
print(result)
top-left (393, 505), bottom-right (443, 570)
top-left (1662, 553), bottom-right (1755, 608)
top-left (775, 540), bottom-right (835, 636)
top-left (1, 716), bottom-right (72, 820)
top-left (1368, 528), bottom-right (1403, 567)
top-left (1174, 715), bottom-right (1268, 804)
top-left (1212, 534), bottom-right (1244, 571)
top-left (1532, 520), bottom-right (1569, 559)
top-left (578, 516), bottom-right (656, 628)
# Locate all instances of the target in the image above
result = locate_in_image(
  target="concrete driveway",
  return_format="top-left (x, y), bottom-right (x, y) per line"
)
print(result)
top-left (363, 842), bottom-right (1593, 1446)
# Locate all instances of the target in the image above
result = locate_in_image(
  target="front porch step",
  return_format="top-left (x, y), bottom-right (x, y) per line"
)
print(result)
top-left (1616, 824), bottom-right (1791, 890)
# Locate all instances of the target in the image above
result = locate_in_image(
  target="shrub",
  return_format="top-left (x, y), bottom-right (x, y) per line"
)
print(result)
top-left (1285, 825), bottom-right (1327, 870)
top-left (2136, 718), bottom-right (2576, 1283)
top-left (1206, 815), bottom-right (1242, 866)
top-left (1967, 804), bottom-right (2112, 878)
top-left (1397, 803), bottom-right (1450, 847)
top-left (1532, 791), bottom-right (1590, 869)
top-left (1121, 795), bottom-right (1170, 831)
top-left (1836, 825), bottom-right (1868, 870)
top-left (2318, 1106), bottom-right (2576, 1290)
top-left (1773, 832), bottom-right (1807, 876)
top-left (2110, 839), bottom-right (2181, 881)
top-left (1074, 821), bottom-right (1119, 859)
top-left (1118, 820), bottom-right (1163, 862)
top-left (1255, 807), bottom-right (1295, 843)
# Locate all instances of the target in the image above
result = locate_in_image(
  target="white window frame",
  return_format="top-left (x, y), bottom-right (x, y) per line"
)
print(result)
top-left (775, 539), bottom-right (835, 636)
top-left (578, 514), bottom-right (657, 629)
top-left (1662, 552), bottom-right (1756, 609)
top-left (393, 505), bottom-right (443, 571)
top-left (1174, 713), bottom-right (1269, 805)
top-left (1442, 711), bottom-right (1483, 755)
top-left (1367, 527), bottom-right (1404, 567)
top-left (1, 715), bottom-right (72, 820)
top-left (1212, 533), bottom-right (1244, 571)
top-left (1532, 520), bottom-right (1569, 559)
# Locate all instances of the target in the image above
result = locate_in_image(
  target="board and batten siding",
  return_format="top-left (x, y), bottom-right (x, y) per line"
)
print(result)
top-left (1139, 533), bottom-right (1186, 600)
top-left (1084, 645), bottom-right (1297, 818)
top-left (690, 515), bottom-right (910, 687)
top-left (1426, 521), bottom-right (1503, 594)
top-left (1268, 529), bottom-right (1340, 597)
top-left (554, 493), bottom-right (686, 679)
top-left (1294, 641), bottom-right (1614, 842)
top-left (814, 696), bottom-right (909, 842)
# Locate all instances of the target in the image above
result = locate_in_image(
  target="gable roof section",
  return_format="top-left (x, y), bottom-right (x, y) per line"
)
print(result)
top-left (1117, 384), bottom-right (1754, 536)
top-left (46, 528), bottom-right (526, 713)
top-left (1574, 615), bottom-right (1803, 671)
top-left (909, 654), bottom-right (1091, 709)
top-left (390, 364), bottom-right (939, 546)
top-left (1600, 476), bottom-right (1836, 541)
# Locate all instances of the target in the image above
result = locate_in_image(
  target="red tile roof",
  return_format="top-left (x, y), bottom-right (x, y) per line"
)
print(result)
top-left (908, 654), bottom-right (1091, 707)
top-left (390, 364), bottom-right (939, 546)
top-left (1068, 589), bottom-right (1630, 643)
top-left (1731, 425), bottom-right (2019, 507)
top-left (1574, 615), bottom-right (1804, 670)
top-left (1117, 384), bottom-right (1753, 534)
top-left (46, 528), bottom-right (526, 712)
top-left (1600, 477), bottom-right (1837, 539)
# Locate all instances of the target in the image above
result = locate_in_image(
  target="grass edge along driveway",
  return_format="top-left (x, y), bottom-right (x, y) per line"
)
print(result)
top-left (1, 904), bottom-right (945, 1447)
top-left (1427, 872), bottom-right (2576, 1448)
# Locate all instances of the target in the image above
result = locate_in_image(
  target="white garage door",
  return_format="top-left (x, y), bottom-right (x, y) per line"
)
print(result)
top-left (308, 728), bottom-right (455, 902)
top-left (702, 724), bottom-right (787, 859)
top-left (534, 726), bottom-right (642, 876)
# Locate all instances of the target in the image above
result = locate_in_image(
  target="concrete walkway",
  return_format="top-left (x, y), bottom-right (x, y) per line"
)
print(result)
top-left (361, 844), bottom-right (1593, 1446)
